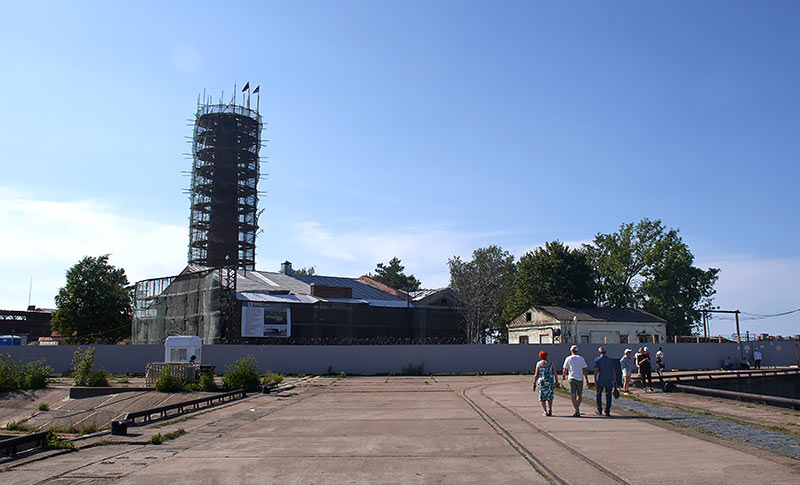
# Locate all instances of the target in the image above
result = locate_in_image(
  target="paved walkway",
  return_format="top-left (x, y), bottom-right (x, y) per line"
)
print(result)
top-left (3, 376), bottom-right (800, 484)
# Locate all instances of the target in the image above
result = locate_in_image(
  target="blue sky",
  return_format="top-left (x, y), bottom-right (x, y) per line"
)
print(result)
top-left (1, 1), bottom-right (798, 338)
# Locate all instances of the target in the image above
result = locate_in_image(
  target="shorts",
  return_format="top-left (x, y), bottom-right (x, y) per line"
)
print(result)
top-left (622, 369), bottom-right (631, 377)
top-left (569, 379), bottom-right (584, 396)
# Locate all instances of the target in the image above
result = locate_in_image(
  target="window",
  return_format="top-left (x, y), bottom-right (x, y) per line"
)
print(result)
top-left (525, 312), bottom-right (532, 322)
top-left (519, 336), bottom-right (529, 344)
top-left (580, 335), bottom-right (590, 343)
top-left (638, 334), bottom-right (650, 343)
top-left (619, 335), bottom-right (629, 344)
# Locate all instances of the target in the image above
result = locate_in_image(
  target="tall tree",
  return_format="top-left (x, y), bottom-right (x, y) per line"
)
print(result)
top-left (448, 245), bottom-right (516, 343)
top-left (584, 219), bottom-right (719, 336)
top-left (503, 241), bottom-right (594, 323)
top-left (293, 266), bottom-right (316, 275)
top-left (51, 255), bottom-right (132, 344)
top-left (368, 257), bottom-right (421, 292)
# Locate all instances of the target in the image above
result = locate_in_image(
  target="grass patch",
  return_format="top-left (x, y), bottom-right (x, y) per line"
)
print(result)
top-left (37, 402), bottom-right (49, 411)
top-left (5, 417), bottom-right (32, 432)
top-left (46, 434), bottom-right (75, 450)
top-left (150, 428), bottom-right (186, 445)
top-left (49, 423), bottom-right (99, 435)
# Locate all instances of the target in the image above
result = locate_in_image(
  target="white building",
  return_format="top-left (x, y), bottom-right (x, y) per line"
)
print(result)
top-left (508, 306), bottom-right (667, 344)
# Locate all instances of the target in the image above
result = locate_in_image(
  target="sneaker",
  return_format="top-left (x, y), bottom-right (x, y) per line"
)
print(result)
top-left (595, 409), bottom-right (602, 415)
top-left (573, 411), bottom-right (580, 417)
top-left (605, 411), bottom-right (611, 417)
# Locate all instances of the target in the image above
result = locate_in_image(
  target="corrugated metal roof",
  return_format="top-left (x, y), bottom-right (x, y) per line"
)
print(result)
top-left (536, 306), bottom-right (667, 323)
top-left (290, 274), bottom-right (404, 301)
top-left (235, 271), bottom-right (403, 301)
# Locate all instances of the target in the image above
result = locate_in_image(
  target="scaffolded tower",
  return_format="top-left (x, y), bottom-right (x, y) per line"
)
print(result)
top-left (188, 87), bottom-right (263, 270)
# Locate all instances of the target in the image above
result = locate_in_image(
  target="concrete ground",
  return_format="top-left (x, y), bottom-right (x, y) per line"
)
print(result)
top-left (3, 375), bottom-right (800, 484)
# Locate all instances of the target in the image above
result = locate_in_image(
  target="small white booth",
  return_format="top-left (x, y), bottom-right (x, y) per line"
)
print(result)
top-left (164, 336), bottom-right (202, 363)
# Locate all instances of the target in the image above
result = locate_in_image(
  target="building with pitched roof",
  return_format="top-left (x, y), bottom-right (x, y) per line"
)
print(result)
top-left (132, 262), bottom-right (463, 344)
top-left (507, 306), bottom-right (667, 345)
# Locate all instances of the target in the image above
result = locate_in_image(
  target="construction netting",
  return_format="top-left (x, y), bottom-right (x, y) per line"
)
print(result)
top-left (132, 267), bottom-right (235, 344)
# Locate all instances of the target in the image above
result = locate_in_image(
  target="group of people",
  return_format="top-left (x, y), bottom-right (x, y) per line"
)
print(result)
top-left (532, 345), bottom-right (667, 417)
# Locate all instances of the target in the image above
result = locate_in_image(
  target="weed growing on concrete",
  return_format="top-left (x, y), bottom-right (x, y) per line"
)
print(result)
top-left (150, 428), bottom-right (186, 445)
top-left (223, 355), bottom-right (261, 392)
top-left (46, 434), bottom-right (75, 450)
top-left (338, 371), bottom-right (346, 379)
top-left (0, 354), bottom-right (52, 391)
top-left (5, 417), bottom-right (32, 432)
top-left (71, 347), bottom-right (110, 387)
top-left (37, 402), bottom-right (49, 411)
top-left (155, 372), bottom-right (185, 392)
top-left (401, 363), bottom-right (425, 376)
top-left (264, 371), bottom-right (284, 385)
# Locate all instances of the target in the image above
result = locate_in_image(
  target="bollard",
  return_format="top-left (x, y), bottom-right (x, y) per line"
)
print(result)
top-left (111, 419), bottom-right (129, 436)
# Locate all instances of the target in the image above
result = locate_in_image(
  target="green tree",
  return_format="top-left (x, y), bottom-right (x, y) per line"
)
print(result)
top-left (448, 245), bottom-right (516, 343)
top-left (368, 257), bottom-right (421, 292)
top-left (51, 255), bottom-right (132, 344)
top-left (503, 241), bottom-right (594, 322)
top-left (584, 219), bottom-right (719, 336)
top-left (294, 266), bottom-right (316, 275)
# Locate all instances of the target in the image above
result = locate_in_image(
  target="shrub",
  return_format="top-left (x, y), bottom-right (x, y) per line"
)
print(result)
top-left (199, 372), bottom-right (217, 391)
top-left (154, 372), bottom-right (185, 393)
top-left (87, 369), bottom-right (110, 387)
top-left (0, 355), bottom-right (52, 391)
top-left (149, 433), bottom-right (163, 445)
top-left (38, 403), bottom-right (49, 411)
top-left (263, 371), bottom-right (284, 385)
top-left (72, 347), bottom-right (95, 386)
top-left (223, 355), bottom-right (261, 392)
top-left (24, 359), bottom-right (51, 389)
top-left (401, 362), bottom-right (425, 376)
top-left (338, 371), bottom-right (346, 379)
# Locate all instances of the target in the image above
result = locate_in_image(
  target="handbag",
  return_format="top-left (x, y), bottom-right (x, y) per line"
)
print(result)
top-left (612, 387), bottom-right (620, 399)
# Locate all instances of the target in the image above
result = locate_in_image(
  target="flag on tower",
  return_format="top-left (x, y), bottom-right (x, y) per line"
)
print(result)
top-left (253, 85), bottom-right (260, 94)
top-left (241, 82), bottom-right (249, 92)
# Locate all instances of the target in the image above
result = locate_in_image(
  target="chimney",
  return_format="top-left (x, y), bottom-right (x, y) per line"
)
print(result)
top-left (280, 261), bottom-right (293, 275)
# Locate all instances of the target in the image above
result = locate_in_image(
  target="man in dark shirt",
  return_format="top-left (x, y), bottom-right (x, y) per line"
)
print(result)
top-left (593, 347), bottom-right (617, 416)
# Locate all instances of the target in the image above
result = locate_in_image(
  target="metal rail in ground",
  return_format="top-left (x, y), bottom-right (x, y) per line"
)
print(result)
top-left (112, 389), bottom-right (247, 435)
top-left (664, 382), bottom-right (800, 409)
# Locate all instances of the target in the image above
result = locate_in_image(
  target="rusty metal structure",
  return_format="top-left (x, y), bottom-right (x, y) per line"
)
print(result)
top-left (188, 87), bottom-right (263, 270)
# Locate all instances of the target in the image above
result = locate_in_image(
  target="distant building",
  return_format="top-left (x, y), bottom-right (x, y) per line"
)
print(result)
top-left (0, 306), bottom-right (54, 344)
top-left (508, 306), bottom-right (667, 344)
top-left (132, 262), bottom-right (464, 344)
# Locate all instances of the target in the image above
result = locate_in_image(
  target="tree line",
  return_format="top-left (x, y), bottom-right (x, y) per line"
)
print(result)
top-left (51, 218), bottom-right (717, 344)
top-left (449, 218), bottom-right (719, 343)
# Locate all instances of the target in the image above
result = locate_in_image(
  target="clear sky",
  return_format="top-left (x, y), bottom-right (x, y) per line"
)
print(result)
top-left (1, 1), bottom-right (798, 338)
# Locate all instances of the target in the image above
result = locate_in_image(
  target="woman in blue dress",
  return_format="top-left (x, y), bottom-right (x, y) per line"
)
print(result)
top-left (532, 350), bottom-right (559, 416)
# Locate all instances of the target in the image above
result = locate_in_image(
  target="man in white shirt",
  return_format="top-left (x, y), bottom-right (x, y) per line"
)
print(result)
top-left (562, 345), bottom-right (589, 417)
top-left (753, 349), bottom-right (762, 369)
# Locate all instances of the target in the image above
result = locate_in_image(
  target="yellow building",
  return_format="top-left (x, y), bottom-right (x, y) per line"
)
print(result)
top-left (508, 306), bottom-right (667, 344)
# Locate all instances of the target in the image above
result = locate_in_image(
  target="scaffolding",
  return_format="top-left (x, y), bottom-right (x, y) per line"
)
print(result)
top-left (188, 88), bottom-right (263, 270)
top-left (132, 267), bottom-right (237, 344)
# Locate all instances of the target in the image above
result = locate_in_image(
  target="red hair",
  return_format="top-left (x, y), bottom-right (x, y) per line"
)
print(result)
top-left (539, 351), bottom-right (548, 360)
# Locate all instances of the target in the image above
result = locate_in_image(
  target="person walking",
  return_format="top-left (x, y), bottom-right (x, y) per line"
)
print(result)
top-left (562, 345), bottom-right (589, 417)
top-left (753, 349), bottom-right (762, 369)
top-left (637, 346), bottom-right (653, 391)
top-left (619, 349), bottom-right (635, 393)
top-left (532, 350), bottom-right (558, 416)
top-left (655, 347), bottom-right (665, 377)
top-left (593, 347), bottom-right (617, 416)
